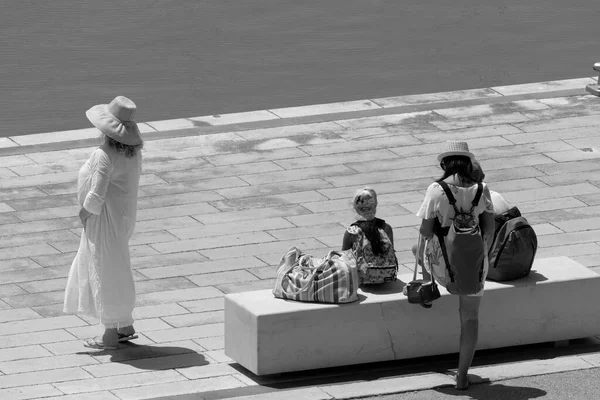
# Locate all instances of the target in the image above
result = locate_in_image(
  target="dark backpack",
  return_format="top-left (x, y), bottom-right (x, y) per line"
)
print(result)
top-left (487, 206), bottom-right (537, 281)
top-left (435, 181), bottom-right (486, 295)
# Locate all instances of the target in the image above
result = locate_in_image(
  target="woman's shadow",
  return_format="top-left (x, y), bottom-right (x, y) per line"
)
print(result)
top-left (435, 375), bottom-right (547, 399)
top-left (79, 342), bottom-right (209, 370)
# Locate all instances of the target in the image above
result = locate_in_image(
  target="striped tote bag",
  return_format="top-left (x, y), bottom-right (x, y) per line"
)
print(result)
top-left (273, 247), bottom-right (359, 304)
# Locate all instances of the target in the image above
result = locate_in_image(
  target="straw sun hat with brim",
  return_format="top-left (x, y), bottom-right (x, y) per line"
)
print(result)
top-left (437, 141), bottom-right (475, 163)
top-left (86, 96), bottom-right (142, 146)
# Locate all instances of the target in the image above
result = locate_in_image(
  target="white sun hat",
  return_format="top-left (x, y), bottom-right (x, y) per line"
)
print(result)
top-left (437, 140), bottom-right (475, 163)
top-left (86, 96), bottom-right (142, 146)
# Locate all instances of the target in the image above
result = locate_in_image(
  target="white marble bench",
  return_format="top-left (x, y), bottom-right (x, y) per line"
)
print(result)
top-left (224, 256), bottom-right (600, 375)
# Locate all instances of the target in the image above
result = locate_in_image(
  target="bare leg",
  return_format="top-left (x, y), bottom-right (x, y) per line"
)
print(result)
top-left (456, 295), bottom-right (482, 389)
top-left (102, 328), bottom-right (119, 348)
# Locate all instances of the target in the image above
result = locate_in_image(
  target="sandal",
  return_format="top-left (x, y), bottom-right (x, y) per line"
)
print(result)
top-left (118, 333), bottom-right (139, 342)
top-left (83, 338), bottom-right (118, 350)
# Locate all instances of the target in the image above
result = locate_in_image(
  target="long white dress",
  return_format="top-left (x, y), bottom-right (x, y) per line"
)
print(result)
top-left (64, 144), bottom-right (142, 329)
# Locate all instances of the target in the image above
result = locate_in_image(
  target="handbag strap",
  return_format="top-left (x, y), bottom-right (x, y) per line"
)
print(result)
top-left (413, 235), bottom-right (437, 287)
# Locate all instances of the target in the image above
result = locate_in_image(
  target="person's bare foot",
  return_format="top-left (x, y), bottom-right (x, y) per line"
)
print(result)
top-left (117, 325), bottom-right (135, 337)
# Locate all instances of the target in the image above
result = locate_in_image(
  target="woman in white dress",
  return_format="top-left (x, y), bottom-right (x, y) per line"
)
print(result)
top-left (64, 96), bottom-right (143, 350)
top-left (416, 141), bottom-right (495, 390)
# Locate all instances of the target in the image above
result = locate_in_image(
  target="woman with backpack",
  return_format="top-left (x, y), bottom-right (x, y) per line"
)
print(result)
top-left (342, 187), bottom-right (398, 285)
top-left (416, 141), bottom-right (495, 390)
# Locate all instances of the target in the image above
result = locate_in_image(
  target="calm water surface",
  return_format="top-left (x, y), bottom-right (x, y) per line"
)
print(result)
top-left (1, 1), bottom-right (598, 136)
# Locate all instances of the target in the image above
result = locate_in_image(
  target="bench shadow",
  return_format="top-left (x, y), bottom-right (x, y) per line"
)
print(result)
top-left (78, 343), bottom-right (209, 370)
top-left (360, 279), bottom-right (407, 295)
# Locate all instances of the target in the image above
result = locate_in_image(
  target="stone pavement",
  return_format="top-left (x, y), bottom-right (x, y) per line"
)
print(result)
top-left (1, 76), bottom-right (600, 399)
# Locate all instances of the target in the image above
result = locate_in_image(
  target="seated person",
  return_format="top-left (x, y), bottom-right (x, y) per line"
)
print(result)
top-left (342, 187), bottom-right (398, 285)
top-left (472, 160), bottom-right (511, 215)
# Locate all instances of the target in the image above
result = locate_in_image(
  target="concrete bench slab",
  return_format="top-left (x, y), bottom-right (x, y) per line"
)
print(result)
top-left (224, 256), bottom-right (600, 375)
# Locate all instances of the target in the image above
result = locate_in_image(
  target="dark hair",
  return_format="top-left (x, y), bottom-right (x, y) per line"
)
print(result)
top-left (353, 218), bottom-right (385, 255)
top-left (439, 155), bottom-right (475, 184)
top-left (103, 134), bottom-right (143, 158)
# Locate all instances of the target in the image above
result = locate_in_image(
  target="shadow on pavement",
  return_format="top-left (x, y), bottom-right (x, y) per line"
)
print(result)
top-left (79, 343), bottom-right (209, 370)
top-left (435, 381), bottom-right (547, 399)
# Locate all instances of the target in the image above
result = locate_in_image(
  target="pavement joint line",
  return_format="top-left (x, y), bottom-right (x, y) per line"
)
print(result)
top-left (0, 84), bottom-right (591, 158)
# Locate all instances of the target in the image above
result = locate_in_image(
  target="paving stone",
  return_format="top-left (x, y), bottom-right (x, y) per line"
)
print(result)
top-left (110, 375), bottom-right (245, 400)
top-left (131, 251), bottom-right (208, 270)
top-left (0, 345), bottom-right (54, 363)
top-left (152, 231), bottom-right (277, 254)
top-left (137, 191), bottom-right (225, 210)
top-left (144, 323), bottom-right (224, 343)
top-left (203, 349), bottom-right (234, 363)
top-left (137, 202), bottom-right (220, 222)
top-left (0, 329), bottom-right (76, 350)
top-left (134, 216), bottom-right (205, 234)
top-left (518, 197), bottom-right (587, 214)
top-left (199, 238), bottom-right (325, 260)
top-left (521, 107), bottom-right (600, 121)
top-left (430, 112), bottom-right (530, 131)
top-left (215, 178), bottom-right (333, 200)
top-left (572, 255), bottom-right (600, 268)
top-left (187, 270), bottom-right (258, 288)
top-left (178, 298), bottom-right (224, 313)
top-left (215, 279), bottom-right (276, 294)
top-left (130, 303), bottom-right (190, 320)
top-left (531, 223), bottom-right (564, 236)
top-left (135, 277), bottom-right (198, 294)
top-left (137, 256), bottom-right (265, 280)
top-left (0, 315), bottom-right (86, 336)
top-left (0, 353), bottom-right (99, 374)
top-left (234, 122), bottom-right (341, 141)
top-left (536, 243), bottom-right (600, 259)
top-left (211, 190), bottom-right (329, 212)
top-left (0, 154), bottom-right (35, 168)
top-left (0, 217), bottom-right (79, 238)
top-left (84, 351), bottom-right (210, 378)
top-left (0, 284), bottom-right (27, 297)
top-left (501, 183), bottom-right (600, 204)
top-left (34, 391), bottom-right (121, 400)
top-left (185, 176), bottom-right (253, 191)
top-left (271, 99), bottom-right (380, 118)
top-left (138, 179), bottom-right (244, 198)
top-left (192, 109), bottom-right (279, 126)
top-left (0, 171), bottom-right (76, 191)
top-left (334, 111), bottom-right (435, 129)
top-left (175, 361), bottom-right (238, 379)
top-left (0, 213), bottom-right (21, 226)
top-left (537, 229), bottom-right (600, 248)
top-left (157, 161), bottom-right (283, 184)
top-left (513, 114), bottom-right (599, 133)
top-left (0, 308), bottom-right (42, 323)
top-left (255, 246), bottom-right (331, 266)
top-left (240, 164), bottom-right (357, 186)
top-left (373, 88), bottom-right (501, 107)
top-left (545, 149), bottom-right (600, 163)
top-left (142, 157), bottom-right (211, 174)
top-left (193, 336), bottom-right (224, 351)
top-left (31, 252), bottom-right (76, 268)
top-left (2, 290), bottom-right (65, 308)
top-left (136, 287), bottom-right (223, 307)
top-left (130, 245), bottom-right (161, 257)
top-left (300, 134), bottom-right (422, 156)
top-left (169, 217), bottom-right (294, 240)
top-left (53, 369), bottom-right (186, 395)
top-left (480, 154), bottom-right (557, 171)
top-left (162, 311), bottom-right (224, 328)
top-left (193, 205), bottom-right (310, 225)
top-left (129, 231), bottom-right (180, 247)
top-left (32, 303), bottom-right (75, 318)
top-left (246, 266), bottom-right (277, 280)
top-left (275, 149), bottom-right (397, 170)
top-left (552, 217), bottom-right (600, 233)
top-left (0, 384), bottom-right (62, 400)
top-left (0, 243), bottom-right (59, 260)
top-left (535, 158), bottom-right (600, 175)
top-left (0, 366), bottom-right (91, 389)
top-left (266, 222), bottom-right (346, 241)
top-left (487, 178), bottom-right (548, 193)
top-left (492, 77), bottom-right (594, 95)
top-left (0, 258), bottom-right (43, 272)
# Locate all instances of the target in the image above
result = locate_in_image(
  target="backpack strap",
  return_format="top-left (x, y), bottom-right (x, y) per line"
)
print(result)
top-left (433, 218), bottom-right (455, 283)
top-left (470, 183), bottom-right (484, 212)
